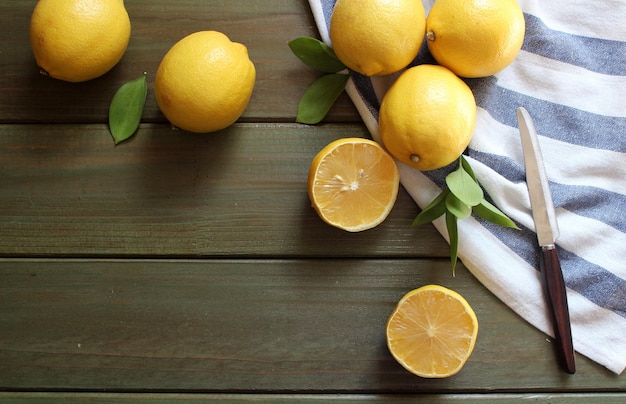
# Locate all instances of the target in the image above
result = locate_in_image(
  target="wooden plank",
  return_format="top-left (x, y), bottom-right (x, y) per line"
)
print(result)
top-left (0, 123), bottom-right (448, 257)
top-left (1, 259), bottom-right (623, 393)
top-left (0, 0), bottom-right (359, 124)
top-left (1, 392), bottom-right (626, 403)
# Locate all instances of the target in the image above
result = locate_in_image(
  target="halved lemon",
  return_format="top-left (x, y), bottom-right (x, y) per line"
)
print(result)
top-left (386, 285), bottom-right (479, 378)
top-left (308, 138), bottom-right (400, 232)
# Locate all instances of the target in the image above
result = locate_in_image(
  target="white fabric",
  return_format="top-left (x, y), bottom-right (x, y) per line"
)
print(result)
top-left (309, 0), bottom-right (626, 374)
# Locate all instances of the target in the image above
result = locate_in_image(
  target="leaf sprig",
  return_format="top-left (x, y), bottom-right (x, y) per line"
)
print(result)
top-left (412, 156), bottom-right (519, 274)
top-left (288, 37), bottom-right (348, 124)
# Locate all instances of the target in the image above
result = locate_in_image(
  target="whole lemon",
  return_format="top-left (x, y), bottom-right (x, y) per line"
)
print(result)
top-left (329, 0), bottom-right (426, 76)
top-left (426, 0), bottom-right (525, 78)
top-left (30, 0), bottom-right (131, 82)
top-left (154, 31), bottom-right (256, 134)
top-left (379, 64), bottom-right (476, 171)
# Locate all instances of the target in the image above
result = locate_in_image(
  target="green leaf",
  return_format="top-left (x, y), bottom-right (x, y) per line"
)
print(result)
top-left (460, 155), bottom-right (477, 182)
top-left (296, 73), bottom-right (349, 124)
top-left (446, 192), bottom-right (472, 219)
top-left (288, 37), bottom-right (347, 73)
top-left (409, 157), bottom-right (517, 275)
top-left (473, 198), bottom-right (520, 229)
top-left (412, 189), bottom-right (450, 226)
top-left (109, 73), bottom-right (147, 144)
top-left (445, 211), bottom-right (459, 275)
top-left (446, 161), bottom-right (484, 206)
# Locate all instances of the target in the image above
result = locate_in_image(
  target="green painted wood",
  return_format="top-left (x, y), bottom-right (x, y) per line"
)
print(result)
top-left (1, 393), bottom-right (626, 403)
top-left (0, 123), bottom-right (447, 257)
top-left (0, 0), bottom-right (359, 124)
top-left (1, 259), bottom-right (623, 393)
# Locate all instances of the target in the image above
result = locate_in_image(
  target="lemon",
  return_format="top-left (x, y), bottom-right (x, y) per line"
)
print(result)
top-left (426, 0), bottom-right (525, 78)
top-left (30, 0), bottom-right (131, 82)
top-left (154, 31), bottom-right (256, 133)
top-left (386, 285), bottom-right (479, 378)
top-left (329, 0), bottom-right (426, 76)
top-left (379, 64), bottom-right (476, 171)
top-left (308, 138), bottom-right (400, 232)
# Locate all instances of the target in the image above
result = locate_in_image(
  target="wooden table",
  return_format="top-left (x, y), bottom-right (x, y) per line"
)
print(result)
top-left (1, 1), bottom-right (624, 402)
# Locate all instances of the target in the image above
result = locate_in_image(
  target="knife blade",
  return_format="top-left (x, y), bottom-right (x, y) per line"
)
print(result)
top-left (517, 107), bottom-right (576, 374)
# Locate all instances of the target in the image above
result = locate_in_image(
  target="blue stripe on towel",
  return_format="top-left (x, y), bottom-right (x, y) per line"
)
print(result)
top-left (352, 70), bottom-right (625, 154)
top-left (467, 77), bottom-right (626, 153)
top-left (480, 218), bottom-right (626, 319)
top-left (560, 248), bottom-right (626, 318)
top-left (468, 150), bottom-right (626, 232)
top-left (523, 14), bottom-right (626, 76)
top-left (351, 73), bottom-right (381, 117)
top-left (320, 0), bottom-right (335, 32)
top-left (466, 151), bottom-right (527, 183)
top-left (424, 153), bottom-right (626, 236)
top-left (553, 184), bottom-right (626, 232)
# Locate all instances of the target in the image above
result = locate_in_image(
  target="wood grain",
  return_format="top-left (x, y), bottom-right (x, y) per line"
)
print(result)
top-left (1, 259), bottom-right (622, 393)
top-left (0, 123), bottom-right (447, 257)
top-left (2, 393), bottom-right (625, 403)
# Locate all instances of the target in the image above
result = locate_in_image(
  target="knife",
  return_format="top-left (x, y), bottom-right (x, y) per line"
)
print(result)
top-left (517, 107), bottom-right (576, 374)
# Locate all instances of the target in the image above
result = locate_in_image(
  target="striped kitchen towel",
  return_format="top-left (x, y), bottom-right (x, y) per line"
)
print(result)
top-left (309, 0), bottom-right (626, 374)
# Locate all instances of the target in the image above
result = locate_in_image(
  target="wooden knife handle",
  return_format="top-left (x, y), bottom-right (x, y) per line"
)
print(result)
top-left (540, 246), bottom-right (576, 374)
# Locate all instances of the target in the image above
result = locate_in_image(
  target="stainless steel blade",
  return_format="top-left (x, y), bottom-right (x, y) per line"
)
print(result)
top-left (517, 107), bottom-right (559, 247)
